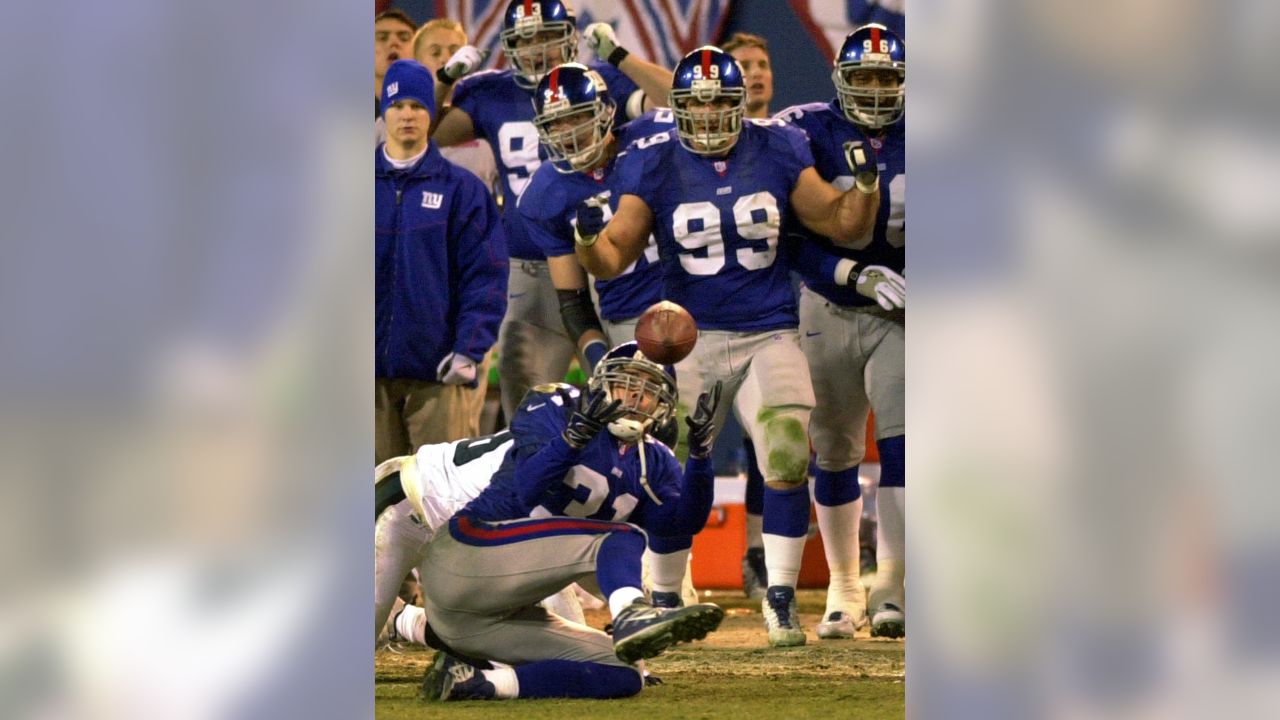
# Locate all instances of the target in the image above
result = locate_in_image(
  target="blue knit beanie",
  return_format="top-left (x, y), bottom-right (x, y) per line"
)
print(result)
top-left (382, 59), bottom-right (436, 117)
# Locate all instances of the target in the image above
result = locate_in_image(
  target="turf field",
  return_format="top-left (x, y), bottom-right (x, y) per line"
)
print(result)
top-left (375, 588), bottom-right (905, 718)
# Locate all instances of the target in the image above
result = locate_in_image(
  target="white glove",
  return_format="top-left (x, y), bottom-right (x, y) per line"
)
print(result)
top-left (851, 265), bottom-right (906, 310)
top-left (441, 45), bottom-right (484, 83)
top-left (584, 22), bottom-right (621, 62)
top-left (436, 352), bottom-right (478, 385)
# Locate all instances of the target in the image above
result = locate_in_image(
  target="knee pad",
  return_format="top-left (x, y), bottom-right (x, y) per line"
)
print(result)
top-left (755, 407), bottom-right (810, 487)
top-left (877, 435), bottom-right (904, 488)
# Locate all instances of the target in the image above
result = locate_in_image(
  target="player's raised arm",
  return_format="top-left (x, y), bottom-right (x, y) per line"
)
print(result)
top-left (583, 22), bottom-right (673, 116)
top-left (789, 142), bottom-right (880, 246)
top-left (574, 193), bottom-right (654, 280)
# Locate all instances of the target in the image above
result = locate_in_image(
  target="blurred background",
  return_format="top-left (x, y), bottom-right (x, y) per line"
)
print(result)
top-left (3, 0), bottom-right (1280, 718)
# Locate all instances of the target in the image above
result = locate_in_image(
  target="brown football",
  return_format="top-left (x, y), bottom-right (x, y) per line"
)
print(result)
top-left (634, 301), bottom-right (698, 365)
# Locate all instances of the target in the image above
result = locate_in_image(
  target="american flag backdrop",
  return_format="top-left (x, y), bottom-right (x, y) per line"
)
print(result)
top-left (787, 0), bottom-right (905, 63)
top-left (432, 0), bottom-right (736, 72)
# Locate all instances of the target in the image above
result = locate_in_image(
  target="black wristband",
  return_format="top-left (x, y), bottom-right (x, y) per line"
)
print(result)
top-left (607, 46), bottom-right (630, 67)
top-left (436, 66), bottom-right (455, 85)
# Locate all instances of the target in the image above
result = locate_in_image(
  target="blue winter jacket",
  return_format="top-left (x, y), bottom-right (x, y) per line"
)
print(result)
top-left (375, 143), bottom-right (507, 384)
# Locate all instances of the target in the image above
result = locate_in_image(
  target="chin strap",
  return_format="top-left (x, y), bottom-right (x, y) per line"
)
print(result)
top-left (636, 439), bottom-right (663, 506)
top-left (611, 418), bottom-right (664, 506)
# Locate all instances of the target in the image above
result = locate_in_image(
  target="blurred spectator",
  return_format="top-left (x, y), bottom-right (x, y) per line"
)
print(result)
top-left (412, 18), bottom-right (499, 190)
top-left (375, 60), bottom-right (508, 462)
top-left (724, 33), bottom-right (774, 119)
top-left (375, 9), bottom-right (418, 145)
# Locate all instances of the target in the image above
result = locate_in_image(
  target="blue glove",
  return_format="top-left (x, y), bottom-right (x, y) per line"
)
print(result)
top-left (843, 140), bottom-right (879, 194)
top-left (574, 195), bottom-right (608, 246)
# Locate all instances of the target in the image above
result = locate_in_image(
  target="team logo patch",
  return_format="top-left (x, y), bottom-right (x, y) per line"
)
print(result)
top-left (870, 138), bottom-right (883, 150)
top-left (713, 160), bottom-right (727, 174)
top-left (421, 191), bottom-right (443, 209)
top-left (387, 81), bottom-right (399, 97)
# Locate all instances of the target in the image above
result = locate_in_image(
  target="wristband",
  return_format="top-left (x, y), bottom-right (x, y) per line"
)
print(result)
top-left (855, 176), bottom-right (880, 195)
top-left (607, 46), bottom-right (631, 67)
top-left (436, 67), bottom-right (455, 86)
top-left (575, 227), bottom-right (600, 248)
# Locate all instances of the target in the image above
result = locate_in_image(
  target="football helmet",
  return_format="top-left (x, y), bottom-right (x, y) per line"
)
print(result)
top-left (669, 46), bottom-right (746, 155)
top-left (499, 0), bottom-right (579, 89)
top-left (588, 341), bottom-right (677, 442)
top-left (533, 63), bottom-right (617, 173)
top-left (833, 24), bottom-right (905, 128)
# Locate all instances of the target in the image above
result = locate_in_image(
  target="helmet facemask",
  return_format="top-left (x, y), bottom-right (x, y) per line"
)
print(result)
top-left (501, 21), bottom-right (578, 89)
top-left (534, 98), bottom-right (615, 173)
top-left (834, 62), bottom-right (905, 128)
top-left (588, 355), bottom-right (677, 443)
top-left (670, 84), bottom-right (746, 155)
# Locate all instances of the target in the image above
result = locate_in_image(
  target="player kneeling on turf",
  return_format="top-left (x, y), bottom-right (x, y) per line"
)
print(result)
top-left (418, 342), bottom-right (726, 700)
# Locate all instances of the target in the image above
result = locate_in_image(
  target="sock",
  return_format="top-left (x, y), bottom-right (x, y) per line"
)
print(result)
top-left (609, 587), bottom-right (646, 617)
top-left (872, 435), bottom-right (905, 608)
top-left (595, 530), bottom-right (645, 599)
top-left (762, 483), bottom-right (810, 588)
top-left (814, 466), bottom-right (864, 615)
top-left (395, 603), bottom-right (427, 645)
top-left (743, 438), bottom-right (765, 548)
top-left (540, 585), bottom-right (586, 624)
top-left (513, 660), bottom-right (643, 699)
top-left (482, 666), bottom-right (520, 699)
top-left (644, 535), bottom-right (692, 594)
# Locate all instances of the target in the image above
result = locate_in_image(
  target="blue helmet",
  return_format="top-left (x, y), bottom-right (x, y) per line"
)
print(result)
top-left (669, 46), bottom-right (746, 155)
top-left (833, 24), bottom-right (905, 128)
top-left (500, 0), bottom-right (579, 89)
top-left (589, 341), bottom-right (677, 441)
top-left (533, 63), bottom-right (617, 173)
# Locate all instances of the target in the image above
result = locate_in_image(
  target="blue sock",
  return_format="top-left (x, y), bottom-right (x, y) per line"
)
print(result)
top-left (594, 530), bottom-right (646, 598)
top-left (813, 466), bottom-right (861, 506)
top-left (877, 435), bottom-right (904, 488)
top-left (514, 660), bottom-right (643, 699)
top-left (743, 437), bottom-right (764, 515)
top-left (648, 533), bottom-right (692, 553)
top-left (763, 484), bottom-right (810, 538)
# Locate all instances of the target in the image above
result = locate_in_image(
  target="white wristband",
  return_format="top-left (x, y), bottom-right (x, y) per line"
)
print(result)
top-left (855, 176), bottom-right (880, 195)
top-left (834, 258), bottom-right (859, 286)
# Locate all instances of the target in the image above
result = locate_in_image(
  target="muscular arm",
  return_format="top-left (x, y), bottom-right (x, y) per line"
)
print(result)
top-left (616, 55), bottom-right (674, 115)
top-left (430, 104), bottom-right (477, 146)
top-left (575, 194), bottom-right (654, 280)
top-left (788, 167), bottom-right (879, 246)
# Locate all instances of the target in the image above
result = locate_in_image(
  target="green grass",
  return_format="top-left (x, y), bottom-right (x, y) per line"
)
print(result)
top-left (376, 590), bottom-right (904, 718)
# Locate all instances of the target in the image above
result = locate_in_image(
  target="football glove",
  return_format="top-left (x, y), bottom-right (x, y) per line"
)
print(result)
top-left (437, 45), bottom-right (485, 85)
top-left (849, 265), bottom-right (906, 310)
top-left (563, 391), bottom-right (628, 449)
top-left (436, 352), bottom-right (477, 385)
top-left (843, 140), bottom-right (879, 194)
top-left (584, 23), bottom-right (627, 65)
top-left (651, 413), bottom-right (680, 448)
top-left (685, 381), bottom-right (724, 459)
top-left (574, 195), bottom-right (608, 247)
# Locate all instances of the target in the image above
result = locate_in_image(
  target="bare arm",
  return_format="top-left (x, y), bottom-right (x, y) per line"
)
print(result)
top-left (576, 194), bottom-right (654, 280)
top-left (430, 104), bottom-right (476, 146)
top-left (616, 55), bottom-right (674, 114)
top-left (788, 167), bottom-right (879, 246)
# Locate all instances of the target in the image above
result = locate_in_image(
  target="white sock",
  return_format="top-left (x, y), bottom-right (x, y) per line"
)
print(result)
top-left (608, 586), bottom-right (646, 617)
top-left (644, 548), bottom-right (690, 594)
top-left (816, 497), bottom-right (863, 616)
top-left (871, 486), bottom-right (906, 609)
top-left (540, 586), bottom-right (586, 624)
top-left (481, 666), bottom-right (519, 699)
top-left (761, 533), bottom-right (806, 589)
top-left (395, 603), bottom-right (427, 645)
top-left (745, 513), bottom-right (764, 548)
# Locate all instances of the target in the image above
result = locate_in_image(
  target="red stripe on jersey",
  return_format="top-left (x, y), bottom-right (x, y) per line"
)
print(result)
top-left (456, 514), bottom-right (629, 540)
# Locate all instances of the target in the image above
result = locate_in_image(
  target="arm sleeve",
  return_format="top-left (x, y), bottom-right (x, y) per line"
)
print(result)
top-left (509, 389), bottom-right (582, 507)
top-left (776, 124), bottom-right (817, 188)
top-left (518, 180), bottom-right (577, 257)
top-left (451, 176), bottom-right (509, 363)
top-left (596, 65), bottom-right (642, 122)
top-left (788, 230), bottom-right (845, 286)
top-left (635, 452), bottom-right (715, 537)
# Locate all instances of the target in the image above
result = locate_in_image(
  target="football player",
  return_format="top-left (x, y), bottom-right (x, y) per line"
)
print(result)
top-left (518, 63), bottom-right (698, 608)
top-left (428, 0), bottom-right (673, 420)
top-left (574, 46), bottom-right (880, 647)
top-left (416, 343), bottom-right (726, 700)
top-left (777, 24), bottom-right (906, 639)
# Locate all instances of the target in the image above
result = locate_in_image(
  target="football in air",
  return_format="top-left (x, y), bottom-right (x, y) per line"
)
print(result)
top-left (634, 301), bottom-right (698, 365)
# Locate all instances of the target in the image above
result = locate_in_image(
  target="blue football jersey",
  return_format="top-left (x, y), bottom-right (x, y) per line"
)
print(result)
top-left (612, 120), bottom-right (815, 331)
top-left (460, 384), bottom-right (685, 528)
top-left (517, 109), bottom-right (675, 321)
top-left (452, 64), bottom-right (640, 261)
top-left (777, 101), bottom-right (905, 308)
